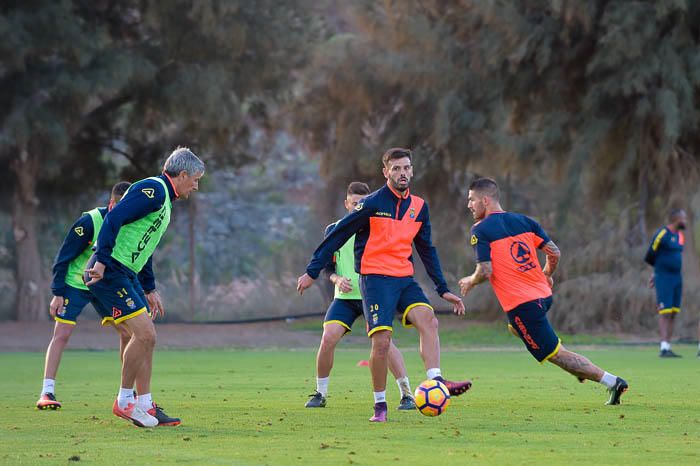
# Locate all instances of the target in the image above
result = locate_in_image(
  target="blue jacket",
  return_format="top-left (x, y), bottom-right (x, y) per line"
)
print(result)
top-left (95, 174), bottom-right (176, 282)
top-left (52, 208), bottom-right (154, 296)
top-left (305, 184), bottom-right (450, 296)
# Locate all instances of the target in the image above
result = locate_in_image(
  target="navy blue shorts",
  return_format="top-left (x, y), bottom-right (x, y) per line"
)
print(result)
top-left (507, 296), bottom-right (561, 363)
top-left (359, 275), bottom-right (433, 336)
top-left (54, 285), bottom-right (110, 325)
top-left (655, 272), bottom-right (682, 314)
top-left (87, 263), bottom-right (149, 325)
top-left (323, 299), bottom-right (364, 334)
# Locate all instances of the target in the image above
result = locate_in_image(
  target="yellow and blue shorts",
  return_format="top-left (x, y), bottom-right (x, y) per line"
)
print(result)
top-left (655, 272), bottom-right (682, 315)
top-left (507, 296), bottom-right (561, 363)
top-left (359, 274), bottom-right (432, 337)
top-left (53, 285), bottom-right (110, 325)
top-left (323, 298), bottom-right (364, 334)
top-left (87, 265), bottom-right (149, 326)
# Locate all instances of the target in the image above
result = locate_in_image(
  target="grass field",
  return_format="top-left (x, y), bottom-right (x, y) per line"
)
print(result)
top-left (2, 344), bottom-right (699, 465)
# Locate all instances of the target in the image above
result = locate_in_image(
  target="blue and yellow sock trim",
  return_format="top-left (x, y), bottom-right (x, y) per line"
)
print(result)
top-left (658, 307), bottom-right (680, 315)
top-left (367, 325), bottom-right (393, 337)
top-left (54, 317), bottom-right (77, 325)
top-left (401, 302), bottom-right (434, 328)
top-left (540, 339), bottom-right (562, 364)
top-left (323, 320), bottom-right (352, 334)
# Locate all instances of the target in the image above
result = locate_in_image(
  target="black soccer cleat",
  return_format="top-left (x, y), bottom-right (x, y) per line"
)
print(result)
top-left (305, 391), bottom-right (326, 408)
top-left (148, 403), bottom-right (181, 426)
top-left (605, 377), bottom-right (628, 405)
top-left (397, 395), bottom-right (416, 410)
top-left (659, 349), bottom-right (682, 358)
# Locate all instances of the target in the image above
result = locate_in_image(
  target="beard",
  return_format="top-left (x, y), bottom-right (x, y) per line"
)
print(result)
top-left (677, 222), bottom-right (686, 230)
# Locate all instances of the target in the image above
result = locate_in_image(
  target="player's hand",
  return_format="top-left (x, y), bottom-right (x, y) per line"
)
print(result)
top-left (333, 276), bottom-right (353, 293)
top-left (458, 276), bottom-right (473, 296)
top-left (648, 274), bottom-right (655, 289)
top-left (49, 295), bottom-right (63, 318)
top-left (297, 273), bottom-right (315, 295)
top-left (146, 290), bottom-right (165, 320)
top-left (85, 261), bottom-right (106, 286)
top-left (442, 292), bottom-right (465, 316)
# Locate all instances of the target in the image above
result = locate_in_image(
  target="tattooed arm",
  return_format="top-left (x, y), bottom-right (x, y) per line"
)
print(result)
top-left (541, 241), bottom-right (560, 277)
top-left (458, 261), bottom-right (492, 296)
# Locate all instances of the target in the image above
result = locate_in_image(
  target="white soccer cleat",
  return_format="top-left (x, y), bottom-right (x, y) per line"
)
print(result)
top-left (112, 399), bottom-right (158, 427)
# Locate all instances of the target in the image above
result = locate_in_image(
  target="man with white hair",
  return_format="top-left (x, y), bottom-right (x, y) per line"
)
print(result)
top-left (86, 147), bottom-right (205, 427)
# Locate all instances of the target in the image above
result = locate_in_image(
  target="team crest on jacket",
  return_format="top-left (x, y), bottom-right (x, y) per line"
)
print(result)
top-left (409, 207), bottom-right (416, 219)
top-left (142, 188), bottom-right (155, 199)
top-left (354, 203), bottom-right (363, 211)
top-left (470, 234), bottom-right (478, 246)
top-left (74, 227), bottom-right (84, 236)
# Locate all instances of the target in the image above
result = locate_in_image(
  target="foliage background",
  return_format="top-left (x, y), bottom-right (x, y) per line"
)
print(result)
top-left (2, 0), bottom-right (700, 336)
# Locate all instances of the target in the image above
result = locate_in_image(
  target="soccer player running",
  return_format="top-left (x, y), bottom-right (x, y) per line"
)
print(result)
top-left (644, 209), bottom-right (688, 357)
top-left (459, 178), bottom-right (628, 405)
top-left (305, 181), bottom-right (416, 410)
top-left (37, 182), bottom-right (132, 410)
top-left (85, 147), bottom-right (205, 427)
top-left (298, 148), bottom-right (471, 423)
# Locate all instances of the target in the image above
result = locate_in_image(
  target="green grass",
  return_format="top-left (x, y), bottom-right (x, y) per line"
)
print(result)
top-left (290, 316), bottom-right (625, 346)
top-left (1, 346), bottom-right (699, 465)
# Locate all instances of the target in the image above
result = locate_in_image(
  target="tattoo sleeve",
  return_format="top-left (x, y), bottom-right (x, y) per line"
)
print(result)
top-left (472, 261), bottom-right (492, 285)
top-left (541, 241), bottom-right (560, 276)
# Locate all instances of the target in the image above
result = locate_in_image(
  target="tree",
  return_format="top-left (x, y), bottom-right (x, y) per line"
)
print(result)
top-left (0, 0), bottom-right (322, 319)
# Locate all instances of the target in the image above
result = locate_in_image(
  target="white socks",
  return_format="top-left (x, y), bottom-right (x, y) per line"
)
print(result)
top-left (396, 376), bottom-right (412, 397)
top-left (660, 341), bottom-right (671, 351)
top-left (137, 393), bottom-right (153, 411)
top-left (41, 378), bottom-right (55, 395)
top-left (373, 391), bottom-right (386, 403)
top-left (316, 377), bottom-right (329, 397)
top-left (426, 368), bottom-right (442, 380)
top-left (599, 372), bottom-right (618, 388)
top-left (117, 387), bottom-right (136, 409)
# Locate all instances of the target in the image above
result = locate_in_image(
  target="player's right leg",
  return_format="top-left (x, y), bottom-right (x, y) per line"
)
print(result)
top-left (89, 273), bottom-right (157, 427)
top-left (369, 329), bottom-right (392, 422)
top-left (37, 287), bottom-right (91, 410)
top-left (360, 275), bottom-right (403, 422)
top-left (656, 273), bottom-right (681, 357)
top-left (509, 297), bottom-right (628, 405)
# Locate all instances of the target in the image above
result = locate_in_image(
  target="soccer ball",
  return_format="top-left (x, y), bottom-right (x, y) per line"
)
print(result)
top-left (414, 379), bottom-right (450, 416)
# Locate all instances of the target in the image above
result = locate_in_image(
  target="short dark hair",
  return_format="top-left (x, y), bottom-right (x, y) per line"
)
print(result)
top-left (347, 181), bottom-right (370, 196)
top-left (468, 177), bottom-right (500, 201)
top-left (381, 147), bottom-right (412, 167)
top-left (669, 208), bottom-right (686, 222)
top-left (111, 181), bottom-right (131, 198)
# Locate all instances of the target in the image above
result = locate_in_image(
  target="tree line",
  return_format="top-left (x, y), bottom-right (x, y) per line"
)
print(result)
top-left (3, 1), bottom-right (700, 330)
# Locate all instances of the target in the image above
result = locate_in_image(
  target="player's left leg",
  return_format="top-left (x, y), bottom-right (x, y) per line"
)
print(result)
top-left (387, 343), bottom-right (415, 410)
top-left (401, 281), bottom-right (471, 397)
top-left (129, 281), bottom-right (180, 426)
top-left (37, 322), bottom-right (74, 410)
top-left (306, 323), bottom-right (345, 408)
top-left (549, 347), bottom-right (628, 405)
